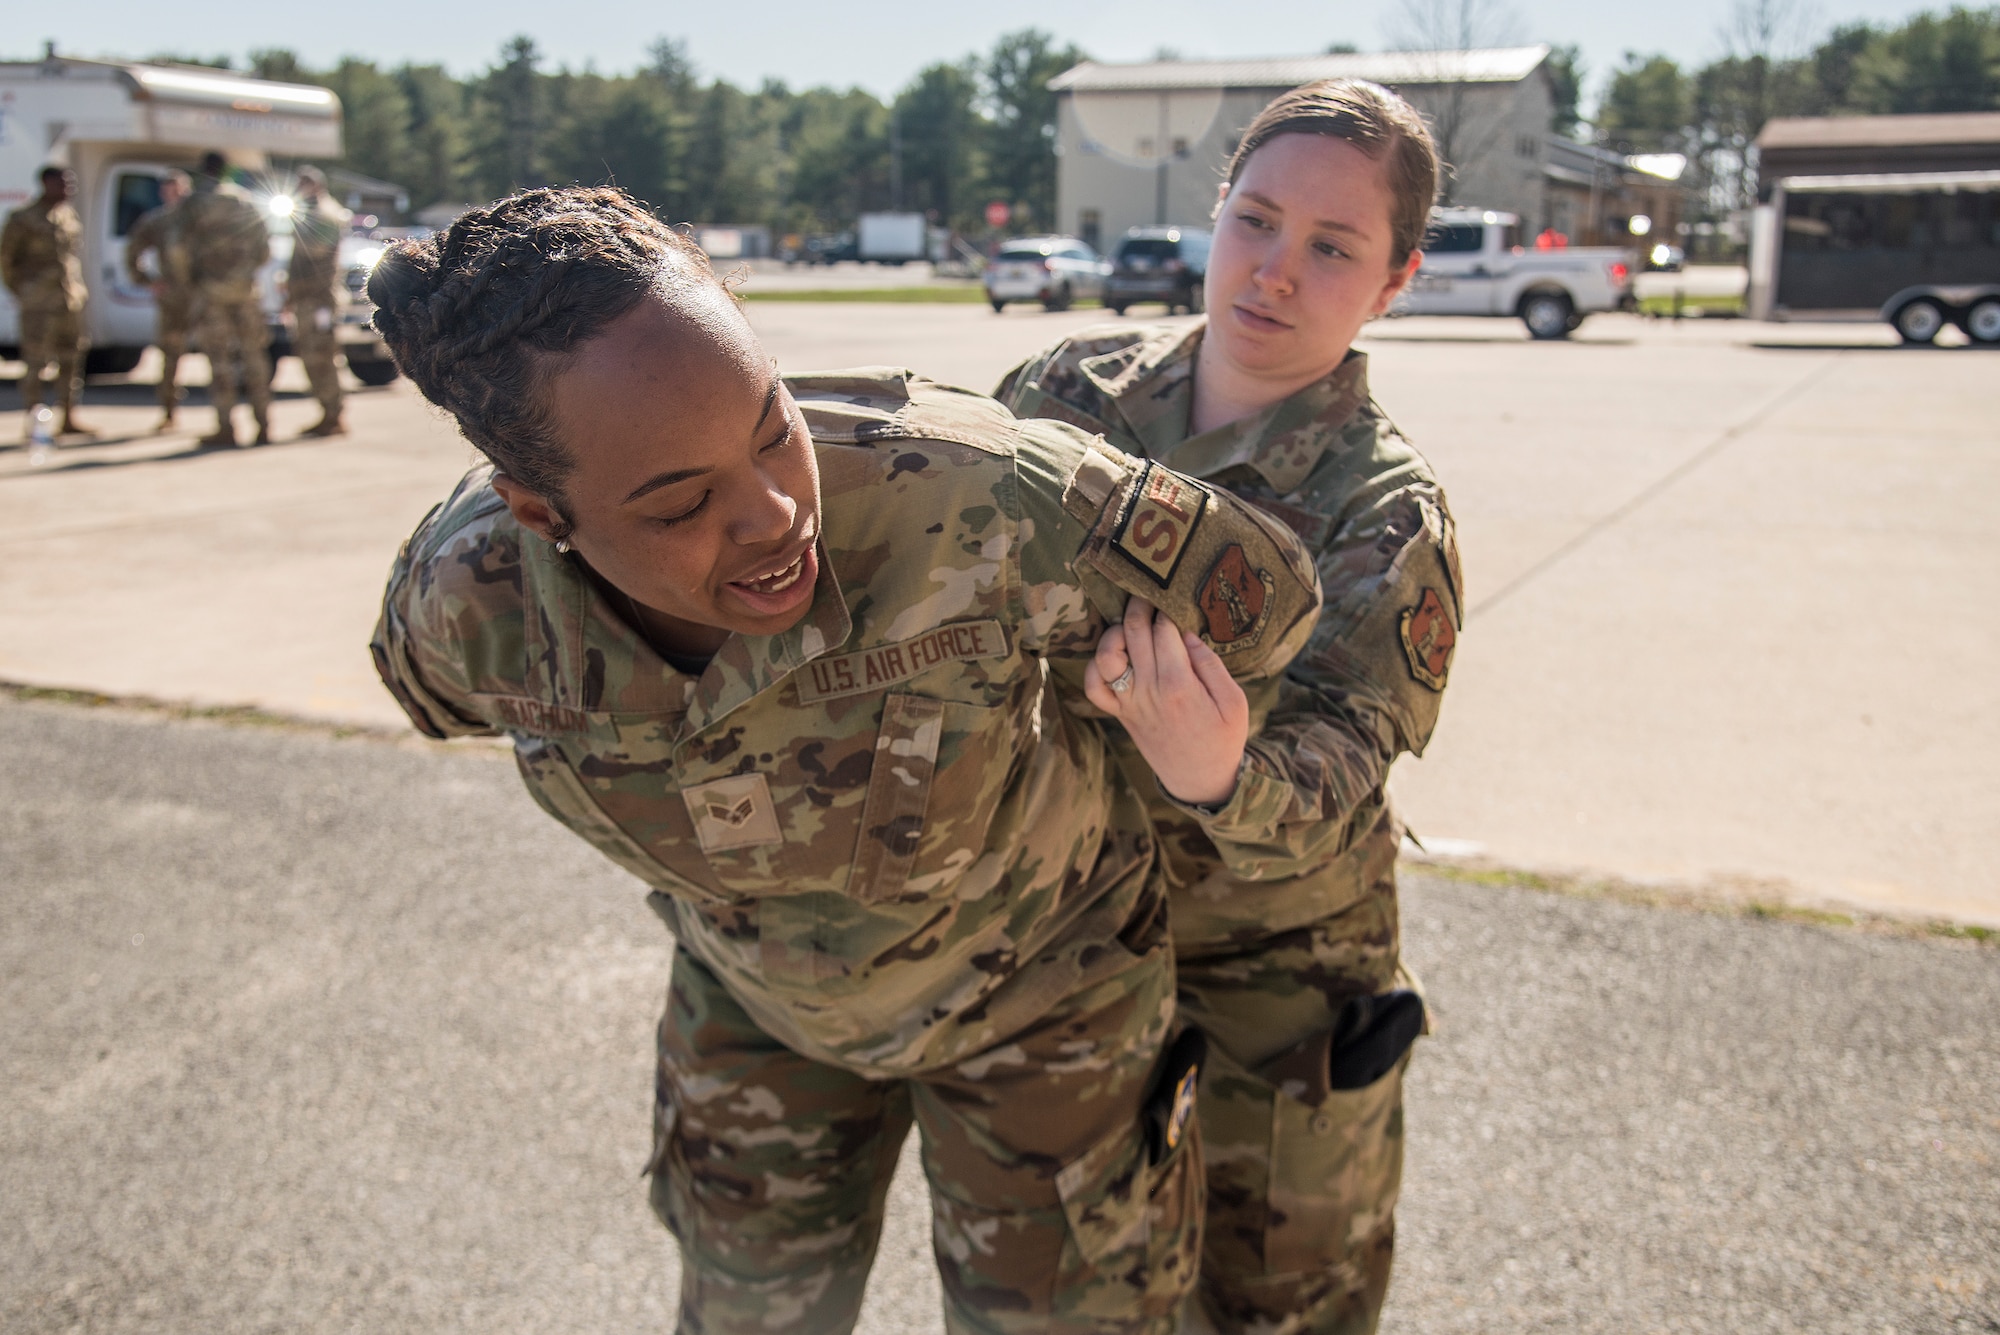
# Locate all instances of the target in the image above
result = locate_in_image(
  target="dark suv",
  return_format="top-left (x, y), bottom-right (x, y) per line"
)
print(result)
top-left (1105, 227), bottom-right (1212, 315)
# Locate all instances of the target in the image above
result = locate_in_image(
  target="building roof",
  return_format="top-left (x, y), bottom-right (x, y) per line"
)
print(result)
top-left (1049, 46), bottom-right (1551, 94)
top-left (1780, 169), bottom-right (2000, 193)
top-left (1758, 112), bottom-right (2000, 151)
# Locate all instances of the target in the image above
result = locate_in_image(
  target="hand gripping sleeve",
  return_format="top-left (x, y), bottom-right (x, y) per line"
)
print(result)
top-left (1057, 439), bottom-right (1323, 682)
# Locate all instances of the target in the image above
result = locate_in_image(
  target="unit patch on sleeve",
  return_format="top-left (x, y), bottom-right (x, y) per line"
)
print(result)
top-left (1112, 461), bottom-right (1209, 588)
top-left (1398, 587), bottom-right (1456, 691)
top-left (682, 773), bottom-right (784, 853)
top-left (1196, 543), bottom-right (1275, 650)
top-left (791, 619), bottom-right (1011, 704)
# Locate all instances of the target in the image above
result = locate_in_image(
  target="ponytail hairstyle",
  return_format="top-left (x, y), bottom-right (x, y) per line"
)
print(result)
top-left (1222, 80), bottom-right (1441, 270)
top-left (367, 186), bottom-right (718, 532)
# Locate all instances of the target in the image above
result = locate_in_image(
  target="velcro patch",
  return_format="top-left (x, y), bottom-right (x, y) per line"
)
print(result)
top-left (1196, 543), bottom-right (1276, 650)
top-left (682, 773), bottom-right (783, 852)
top-left (1399, 587), bottom-right (1456, 691)
top-left (793, 619), bottom-right (1010, 704)
top-left (1112, 462), bottom-right (1209, 588)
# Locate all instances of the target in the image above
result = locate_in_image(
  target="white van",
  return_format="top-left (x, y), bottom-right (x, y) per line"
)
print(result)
top-left (0, 51), bottom-right (395, 382)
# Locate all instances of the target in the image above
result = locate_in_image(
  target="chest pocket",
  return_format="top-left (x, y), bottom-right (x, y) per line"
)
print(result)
top-left (851, 691), bottom-right (1013, 904)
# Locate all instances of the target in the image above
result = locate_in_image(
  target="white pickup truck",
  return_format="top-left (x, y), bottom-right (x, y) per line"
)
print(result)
top-left (1397, 208), bottom-right (1637, 339)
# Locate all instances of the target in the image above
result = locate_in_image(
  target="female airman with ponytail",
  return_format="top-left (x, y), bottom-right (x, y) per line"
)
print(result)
top-left (1000, 79), bottom-right (1463, 1335)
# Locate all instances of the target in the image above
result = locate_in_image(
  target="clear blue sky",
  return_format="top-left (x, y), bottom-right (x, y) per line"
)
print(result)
top-left (14, 0), bottom-right (1957, 106)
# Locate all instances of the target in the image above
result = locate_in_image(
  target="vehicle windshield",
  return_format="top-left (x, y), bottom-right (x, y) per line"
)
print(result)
top-left (1118, 238), bottom-right (1182, 261)
top-left (998, 240), bottom-right (1055, 258)
top-left (1426, 224), bottom-right (1485, 254)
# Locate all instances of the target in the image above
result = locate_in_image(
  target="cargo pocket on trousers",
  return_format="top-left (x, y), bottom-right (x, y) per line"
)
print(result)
top-left (1263, 1049), bottom-right (1409, 1276)
top-left (1055, 1100), bottom-right (1203, 1317)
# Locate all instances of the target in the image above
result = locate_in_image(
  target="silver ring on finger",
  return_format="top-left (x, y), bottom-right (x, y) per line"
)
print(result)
top-left (1109, 666), bottom-right (1136, 694)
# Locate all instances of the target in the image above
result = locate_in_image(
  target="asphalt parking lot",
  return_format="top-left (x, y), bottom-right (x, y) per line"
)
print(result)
top-left (2, 304), bottom-right (1993, 925)
top-left (3, 697), bottom-right (1993, 1335)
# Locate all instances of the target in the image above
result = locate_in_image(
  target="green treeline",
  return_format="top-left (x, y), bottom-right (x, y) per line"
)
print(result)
top-left (232, 31), bottom-right (1081, 234)
top-left (134, 5), bottom-right (1999, 232)
top-left (1591, 5), bottom-right (2000, 207)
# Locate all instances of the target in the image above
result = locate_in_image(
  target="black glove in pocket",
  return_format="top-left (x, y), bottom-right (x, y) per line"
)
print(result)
top-left (1324, 989), bottom-right (1425, 1091)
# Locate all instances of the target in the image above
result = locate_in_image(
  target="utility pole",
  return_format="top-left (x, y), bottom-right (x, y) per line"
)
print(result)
top-left (1155, 91), bottom-right (1169, 224)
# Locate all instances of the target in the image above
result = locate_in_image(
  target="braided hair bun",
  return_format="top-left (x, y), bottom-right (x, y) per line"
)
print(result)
top-left (367, 186), bottom-right (716, 511)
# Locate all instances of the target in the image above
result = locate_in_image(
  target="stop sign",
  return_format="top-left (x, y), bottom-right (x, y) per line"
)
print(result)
top-left (985, 201), bottom-right (1010, 229)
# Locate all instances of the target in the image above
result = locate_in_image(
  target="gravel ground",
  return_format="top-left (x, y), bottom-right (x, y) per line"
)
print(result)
top-left (2, 697), bottom-right (1993, 1334)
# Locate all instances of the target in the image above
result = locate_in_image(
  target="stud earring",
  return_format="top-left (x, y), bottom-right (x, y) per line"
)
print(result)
top-left (554, 537), bottom-right (572, 554)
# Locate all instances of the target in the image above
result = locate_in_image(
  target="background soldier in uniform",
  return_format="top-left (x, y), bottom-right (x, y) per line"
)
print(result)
top-left (367, 186), bottom-right (1325, 1334)
top-left (999, 81), bottom-right (1460, 1335)
top-left (124, 168), bottom-right (192, 432)
top-left (182, 152), bottom-right (273, 447)
top-left (1, 165), bottom-right (96, 438)
top-left (286, 166), bottom-right (350, 437)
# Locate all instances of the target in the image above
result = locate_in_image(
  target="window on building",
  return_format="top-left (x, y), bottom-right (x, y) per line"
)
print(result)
top-left (1079, 209), bottom-right (1102, 251)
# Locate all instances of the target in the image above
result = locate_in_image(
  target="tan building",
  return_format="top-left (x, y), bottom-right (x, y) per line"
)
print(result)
top-left (1049, 47), bottom-right (1556, 250)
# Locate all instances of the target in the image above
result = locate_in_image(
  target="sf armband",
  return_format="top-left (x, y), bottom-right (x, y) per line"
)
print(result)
top-left (1061, 443), bottom-right (1322, 678)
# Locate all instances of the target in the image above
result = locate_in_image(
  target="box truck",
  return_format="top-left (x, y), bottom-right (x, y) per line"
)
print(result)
top-left (0, 51), bottom-right (397, 382)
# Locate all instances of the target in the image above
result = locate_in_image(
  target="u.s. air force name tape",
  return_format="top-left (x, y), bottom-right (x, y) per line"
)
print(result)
top-left (791, 619), bottom-right (1010, 704)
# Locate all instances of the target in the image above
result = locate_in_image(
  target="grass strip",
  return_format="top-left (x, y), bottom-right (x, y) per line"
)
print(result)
top-left (0, 678), bottom-right (504, 751)
top-left (739, 286), bottom-right (991, 303)
top-left (1408, 856), bottom-right (1995, 947)
top-left (1638, 292), bottom-right (1746, 318)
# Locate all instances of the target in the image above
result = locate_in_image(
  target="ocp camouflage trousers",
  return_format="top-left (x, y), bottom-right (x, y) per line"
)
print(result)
top-left (647, 924), bottom-right (1202, 1335)
top-left (195, 296), bottom-right (270, 422)
top-left (18, 304), bottom-right (85, 415)
top-left (1177, 835), bottom-right (1412, 1335)
top-left (154, 294), bottom-right (192, 411)
top-left (292, 302), bottom-right (342, 416)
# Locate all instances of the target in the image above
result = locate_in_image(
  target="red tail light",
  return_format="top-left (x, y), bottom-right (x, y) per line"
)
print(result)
top-left (1609, 262), bottom-right (1630, 286)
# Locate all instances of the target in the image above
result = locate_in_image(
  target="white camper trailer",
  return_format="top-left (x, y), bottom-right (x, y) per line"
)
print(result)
top-left (0, 51), bottom-right (395, 382)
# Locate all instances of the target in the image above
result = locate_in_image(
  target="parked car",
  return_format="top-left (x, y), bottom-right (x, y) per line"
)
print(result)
top-left (1399, 209), bottom-right (1636, 339)
top-left (984, 236), bottom-right (1110, 311)
top-left (801, 232), bottom-right (858, 265)
top-left (1105, 227), bottom-right (1211, 315)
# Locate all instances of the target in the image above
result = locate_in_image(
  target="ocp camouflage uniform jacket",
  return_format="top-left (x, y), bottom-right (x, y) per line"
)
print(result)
top-left (372, 370), bottom-right (1321, 1075)
top-left (0, 198), bottom-right (87, 314)
top-left (180, 178), bottom-right (271, 304)
top-left (997, 323), bottom-right (1462, 948)
top-left (287, 196), bottom-right (351, 305)
top-left (124, 200), bottom-right (192, 291)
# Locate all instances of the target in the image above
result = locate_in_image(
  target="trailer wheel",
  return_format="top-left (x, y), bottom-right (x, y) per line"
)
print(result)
top-left (1964, 298), bottom-right (2000, 346)
top-left (1041, 283), bottom-right (1072, 313)
top-left (1892, 298), bottom-right (1946, 345)
top-left (347, 358), bottom-right (401, 387)
top-left (1107, 303), bottom-right (1127, 317)
top-left (990, 298), bottom-right (1007, 313)
top-left (1521, 292), bottom-right (1573, 340)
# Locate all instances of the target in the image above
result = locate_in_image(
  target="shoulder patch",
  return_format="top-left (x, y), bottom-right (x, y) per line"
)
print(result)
top-left (1111, 462), bottom-right (1209, 588)
top-left (1196, 544), bottom-right (1275, 651)
top-left (1399, 587), bottom-right (1456, 691)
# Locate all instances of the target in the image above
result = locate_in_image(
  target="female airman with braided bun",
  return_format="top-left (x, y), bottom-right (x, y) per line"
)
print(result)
top-left (366, 185), bottom-right (1327, 1333)
top-left (998, 79), bottom-right (1464, 1335)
